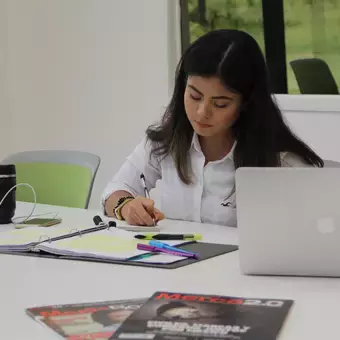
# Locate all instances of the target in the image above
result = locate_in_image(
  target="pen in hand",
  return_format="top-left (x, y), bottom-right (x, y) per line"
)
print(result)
top-left (140, 173), bottom-right (156, 226)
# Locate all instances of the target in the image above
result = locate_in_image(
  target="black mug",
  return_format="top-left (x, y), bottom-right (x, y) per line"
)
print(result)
top-left (0, 164), bottom-right (16, 224)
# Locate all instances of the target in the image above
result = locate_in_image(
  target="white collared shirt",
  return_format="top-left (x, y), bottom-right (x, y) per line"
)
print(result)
top-left (101, 134), bottom-right (308, 227)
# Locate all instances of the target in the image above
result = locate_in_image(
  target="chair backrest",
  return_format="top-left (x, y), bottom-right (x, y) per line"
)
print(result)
top-left (290, 58), bottom-right (339, 94)
top-left (323, 160), bottom-right (340, 168)
top-left (1, 150), bottom-right (100, 208)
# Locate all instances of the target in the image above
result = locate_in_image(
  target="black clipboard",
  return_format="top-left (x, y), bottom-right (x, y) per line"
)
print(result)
top-left (0, 242), bottom-right (238, 269)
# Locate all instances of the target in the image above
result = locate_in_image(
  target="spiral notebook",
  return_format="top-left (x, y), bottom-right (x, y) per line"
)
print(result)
top-left (0, 225), bottom-right (189, 264)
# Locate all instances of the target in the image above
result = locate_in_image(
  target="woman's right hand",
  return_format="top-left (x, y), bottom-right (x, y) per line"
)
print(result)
top-left (120, 196), bottom-right (165, 226)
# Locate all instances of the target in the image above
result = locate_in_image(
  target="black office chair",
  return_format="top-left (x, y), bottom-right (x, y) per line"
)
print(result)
top-left (290, 58), bottom-right (339, 94)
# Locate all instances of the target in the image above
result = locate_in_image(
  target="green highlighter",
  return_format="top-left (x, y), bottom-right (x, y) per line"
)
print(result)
top-left (134, 233), bottom-right (202, 241)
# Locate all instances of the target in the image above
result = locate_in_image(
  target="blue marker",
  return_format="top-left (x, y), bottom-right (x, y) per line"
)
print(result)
top-left (149, 240), bottom-right (197, 255)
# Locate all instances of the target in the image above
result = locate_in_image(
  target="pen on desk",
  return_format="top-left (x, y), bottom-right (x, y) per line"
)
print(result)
top-left (134, 233), bottom-right (202, 240)
top-left (149, 240), bottom-right (198, 256)
top-left (137, 243), bottom-right (199, 259)
top-left (140, 173), bottom-right (156, 227)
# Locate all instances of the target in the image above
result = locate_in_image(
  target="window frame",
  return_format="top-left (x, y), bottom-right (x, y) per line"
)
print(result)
top-left (177, 0), bottom-right (340, 111)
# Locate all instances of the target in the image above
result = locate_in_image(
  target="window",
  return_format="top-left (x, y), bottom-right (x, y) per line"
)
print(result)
top-left (180, 0), bottom-right (340, 95)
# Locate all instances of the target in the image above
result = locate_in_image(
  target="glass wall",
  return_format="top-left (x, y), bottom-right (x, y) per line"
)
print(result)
top-left (181, 0), bottom-right (340, 95)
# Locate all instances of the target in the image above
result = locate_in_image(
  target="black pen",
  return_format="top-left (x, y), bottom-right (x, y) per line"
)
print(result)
top-left (134, 233), bottom-right (202, 240)
top-left (140, 173), bottom-right (156, 226)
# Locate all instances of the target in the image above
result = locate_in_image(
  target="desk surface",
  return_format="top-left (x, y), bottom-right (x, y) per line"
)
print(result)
top-left (1, 202), bottom-right (340, 340)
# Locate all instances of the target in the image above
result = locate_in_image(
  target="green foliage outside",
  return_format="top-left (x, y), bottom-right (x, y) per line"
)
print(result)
top-left (187, 0), bottom-right (340, 94)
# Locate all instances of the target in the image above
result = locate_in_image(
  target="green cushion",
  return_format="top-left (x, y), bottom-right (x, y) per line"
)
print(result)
top-left (14, 162), bottom-right (92, 208)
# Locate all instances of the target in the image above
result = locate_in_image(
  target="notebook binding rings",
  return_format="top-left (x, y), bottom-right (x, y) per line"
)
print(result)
top-left (101, 221), bottom-right (111, 230)
top-left (69, 229), bottom-right (83, 237)
top-left (38, 235), bottom-right (52, 243)
top-left (97, 221), bottom-right (112, 230)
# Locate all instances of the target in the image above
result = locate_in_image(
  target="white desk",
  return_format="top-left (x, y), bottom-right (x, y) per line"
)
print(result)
top-left (1, 202), bottom-right (340, 340)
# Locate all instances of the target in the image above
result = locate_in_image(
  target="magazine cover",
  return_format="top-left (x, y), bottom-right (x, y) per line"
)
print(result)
top-left (26, 298), bottom-right (146, 340)
top-left (110, 291), bottom-right (294, 340)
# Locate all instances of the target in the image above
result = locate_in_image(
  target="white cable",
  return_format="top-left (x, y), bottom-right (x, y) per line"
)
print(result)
top-left (0, 183), bottom-right (36, 223)
top-left (12, 211), bottom-right (60, 223)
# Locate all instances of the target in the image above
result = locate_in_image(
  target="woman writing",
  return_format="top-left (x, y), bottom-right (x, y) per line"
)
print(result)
top-left (101, 29), bottom-right (323, 227)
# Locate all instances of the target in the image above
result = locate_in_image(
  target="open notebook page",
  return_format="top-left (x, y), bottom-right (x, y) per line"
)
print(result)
top-left (0, 226), bottom-right (94, 251)
top-left (35, 228), bottom-right (188, 264)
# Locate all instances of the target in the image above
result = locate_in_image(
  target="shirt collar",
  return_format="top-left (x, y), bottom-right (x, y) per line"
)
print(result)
top-left (190, 132), bottom-right (237, 161)
top-left (191, 132), bottom-right (202, 153)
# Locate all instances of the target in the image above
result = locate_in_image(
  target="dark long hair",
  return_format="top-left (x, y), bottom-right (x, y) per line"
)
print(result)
top-left (146, 29), bottom-right (323, 184)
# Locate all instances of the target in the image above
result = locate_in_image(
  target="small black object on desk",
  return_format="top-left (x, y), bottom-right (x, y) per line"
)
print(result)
top-left (0, 164), bottom-right (16, 224)
top-left (93, 215), bottom-right (116, 228)
top-left (93, 215), bottom-right (104, 226)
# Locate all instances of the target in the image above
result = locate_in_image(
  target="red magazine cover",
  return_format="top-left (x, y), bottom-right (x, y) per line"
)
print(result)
top-left (26, 298), bottom-right (146, 340)
top-left (110, 292), bottom-right (294, 340)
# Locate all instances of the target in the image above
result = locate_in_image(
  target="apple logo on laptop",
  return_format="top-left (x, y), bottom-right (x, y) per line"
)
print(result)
top-left (317, 217), bottom-right (336, 234)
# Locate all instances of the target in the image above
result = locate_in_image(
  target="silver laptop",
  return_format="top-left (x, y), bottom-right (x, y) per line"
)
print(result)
top-left (235, 167), bottom-right (340, 277)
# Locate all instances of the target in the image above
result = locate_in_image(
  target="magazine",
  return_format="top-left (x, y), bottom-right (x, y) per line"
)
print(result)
top-left (26, 298), bottom-right (146, 340)
top-left (110, 291), bottom-right (293, 340)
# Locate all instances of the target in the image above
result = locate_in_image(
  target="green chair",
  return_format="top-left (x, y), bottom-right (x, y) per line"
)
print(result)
top-left (290, 58), bottom-right (339, 94)
top-left (1, 150), bottom-right (100, 208)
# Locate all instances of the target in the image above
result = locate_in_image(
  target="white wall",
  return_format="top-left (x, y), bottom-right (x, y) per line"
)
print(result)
top-left (0, 0), bottom-right (11, 157)
top-left (1, 0), bottom-right (180, 208)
